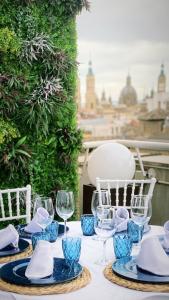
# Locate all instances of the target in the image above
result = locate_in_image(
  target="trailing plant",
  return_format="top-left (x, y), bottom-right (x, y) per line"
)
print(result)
top-left (21, 34), bottom-right (55, 65)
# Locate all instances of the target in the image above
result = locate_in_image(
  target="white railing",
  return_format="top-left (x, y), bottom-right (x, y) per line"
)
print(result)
top-left (84, 139), bottom-right (169, 151)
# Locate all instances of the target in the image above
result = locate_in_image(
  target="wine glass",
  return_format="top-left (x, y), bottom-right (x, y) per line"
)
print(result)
top-left (91, 190), bottom-right (111, 215)
top-left (94, 206), bottom-right (115, 265)
top-left (91, 190), bottom-right (112, 240)
top-left (33, 197), bottom-right (54, 231)
top-left (55, 190), bottom-right (74, 236)
top-left (130, 195), bottom-right (152, 247)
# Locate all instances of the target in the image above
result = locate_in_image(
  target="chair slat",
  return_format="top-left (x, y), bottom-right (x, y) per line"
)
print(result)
top-left (0, 185), bottom-right (31, 223)
top-left (8, 192), bottom-right (12, 217)
top-left (123, 182), bottom-right (127, 206)
top-left (0, 192), bottom-right (5, 219)
top-left (16, 190), bottom-right (20, 217)
top-left (115, 182), bottom-right (119, 207)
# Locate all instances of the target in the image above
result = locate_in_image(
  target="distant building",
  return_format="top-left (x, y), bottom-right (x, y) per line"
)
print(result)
top-left (119, 74), bottom-right (137, 106)
top-left (85, 61), bottom-right (98, 113)
top-left (146, 64), bottom-right (169, 112)
top-left (139, 108), bottom-right (169, 139)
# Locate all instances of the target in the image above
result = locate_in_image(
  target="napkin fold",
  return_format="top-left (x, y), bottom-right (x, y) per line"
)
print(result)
top-left (114, 207), bottom-right (129, 232)
top-left (162, 220), bottom-right (169, 250)
top-left (0, 224), bottom-right (19, 250)
top-left (136, 236), bottom-right (169, 276)
top-left (24, 207), bottom-right (49, 233)
top-left (25, 240), bottom-right (53, 279)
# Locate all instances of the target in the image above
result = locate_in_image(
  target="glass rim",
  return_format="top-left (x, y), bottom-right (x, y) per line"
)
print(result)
top-left (35, 196), bottom-right (52, 201)
top-left (93, 189), bottom-right (108, 193)
top-left (81, 214), bottom-right (94, 217)
top-left (57, 190), bottom-right (73, 193)
top-left (131, 195), bottom-right (152, 199)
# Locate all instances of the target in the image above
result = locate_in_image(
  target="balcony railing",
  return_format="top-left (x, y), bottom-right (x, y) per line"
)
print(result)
top-left (79, 139), bottom-right (169, 226)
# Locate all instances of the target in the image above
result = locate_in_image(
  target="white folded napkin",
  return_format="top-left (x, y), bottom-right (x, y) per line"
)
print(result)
top-left (25, 240), bottom-right (53, 279)
top-left (0, 224), bottom-right (19, 250)
top-left (114, 207), bottom-right (129, 232)
top-left (162, 220), bottom-right (169, 249)
top-left (24, 207), bottom-right (49, 233)
top-left (136, 236), bottom-right (169, 276)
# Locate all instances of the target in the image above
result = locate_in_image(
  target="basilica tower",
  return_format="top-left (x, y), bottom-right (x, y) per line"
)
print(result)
top-left (158, 64), bottom-right (166, 93)
top-left (119, 74), bottom-right (137, 106)
top-left (85, 61), bottom-right (97, 112)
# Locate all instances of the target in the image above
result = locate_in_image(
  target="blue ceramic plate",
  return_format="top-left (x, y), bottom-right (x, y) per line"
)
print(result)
top-left (112, 256), bottom-right (169, 283)
top-left (0, 239), bottom-right (29, 257)
top-left (158, 235), bottom-right (169, 254)
top-left (0, 258), bottom-right (83, 286)
top-left (16, 224), bottom-right (69, 240)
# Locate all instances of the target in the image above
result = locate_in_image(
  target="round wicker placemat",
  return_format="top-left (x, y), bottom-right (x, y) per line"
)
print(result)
top-left (0, 267), bottom-right (91, 295)
top-left (104, 263), bottom-right (169, 293)
top-left (0, 245), bottom-right (32, 264)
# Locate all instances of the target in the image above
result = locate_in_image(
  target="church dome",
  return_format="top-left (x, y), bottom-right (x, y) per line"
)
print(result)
top-left (119, 75), bottom-right (137, 106)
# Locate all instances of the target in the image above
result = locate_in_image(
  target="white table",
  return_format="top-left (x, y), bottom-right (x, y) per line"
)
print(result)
top-left (0, 222), bottom-right (169, 300)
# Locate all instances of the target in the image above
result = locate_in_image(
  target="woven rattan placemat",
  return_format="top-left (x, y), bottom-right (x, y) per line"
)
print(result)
top-left (104, 263), bottom-right (169, 293)
top-left (0, 245), bottom-right (32, 264)
top-left (0, 267), bottom-right (91, 295)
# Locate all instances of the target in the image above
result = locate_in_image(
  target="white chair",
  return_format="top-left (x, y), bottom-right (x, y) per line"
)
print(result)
top-left (0, 185), bottom-right (31, 223)
top-left (96, 177), bottom-right (156, 210)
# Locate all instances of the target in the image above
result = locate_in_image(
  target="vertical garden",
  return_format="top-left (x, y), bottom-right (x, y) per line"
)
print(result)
top-left (0, 0), bottom-right (89, 217)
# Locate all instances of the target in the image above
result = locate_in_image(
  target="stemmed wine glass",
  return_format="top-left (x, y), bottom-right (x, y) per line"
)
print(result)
top-left (33, 197), bottom-right (54, 231)
top-left (91, 190), bottom-right (111, 215)
top-left (130, 195), bottom-right (152, 247)
top-left (91, 190), bottom-right (112, 240)
top-left (55, 190), bottom-right (74, 236)
top-left (94, 205), bottom-right (115, 265)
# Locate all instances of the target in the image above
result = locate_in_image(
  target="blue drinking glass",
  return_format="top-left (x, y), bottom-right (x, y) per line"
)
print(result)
top-left (62, 237), bottom-right (81, 268)
top-left (127, 220), bottom-right (144, 243)
top-left (113, 233), bottom-right (132, 260)
top-left (46, 220), bottom-right (59, 242)
top-left (81, 214), bottom-right (95, 236)
top-left (31, 231), bottom-right (50, 250)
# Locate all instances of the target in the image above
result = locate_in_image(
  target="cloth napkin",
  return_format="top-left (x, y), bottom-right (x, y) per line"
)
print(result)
top-left (136, 236), bottom-right (169, 276)
top-left (25, 240), bottom-right (53, 279)
top-left (0, 224), bottom-right (19, 250)
top-left (162, 220), bottom-right (169, 250)
top-left (24, 207), bottom-right (49, 233)
top-left (114, 207), bottom-right (129, 232)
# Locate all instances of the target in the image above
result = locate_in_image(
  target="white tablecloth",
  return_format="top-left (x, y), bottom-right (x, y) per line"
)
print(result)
top-left (0, 222), bottom-right (169, 300)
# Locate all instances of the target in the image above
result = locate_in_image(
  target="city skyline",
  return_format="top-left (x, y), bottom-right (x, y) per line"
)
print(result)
top-left (76, 0), bottom-right (169, 103)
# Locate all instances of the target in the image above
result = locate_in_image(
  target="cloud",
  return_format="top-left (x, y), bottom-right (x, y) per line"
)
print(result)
top-left (77, 0), bottom-right (169, 103)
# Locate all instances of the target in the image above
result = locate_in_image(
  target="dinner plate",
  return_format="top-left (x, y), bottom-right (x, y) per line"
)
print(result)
top-left (0, 239), bottom-right (30, 257)
top-left (16, 224), bottom-right (69, 240)
top-left (0, 258), bottom-right (83, 286)
top-left (112, 256), bottom-right (169, 283)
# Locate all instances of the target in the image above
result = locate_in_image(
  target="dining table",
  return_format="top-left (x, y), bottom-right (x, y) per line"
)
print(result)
top-left (0, 221), bottom-right (169, 300)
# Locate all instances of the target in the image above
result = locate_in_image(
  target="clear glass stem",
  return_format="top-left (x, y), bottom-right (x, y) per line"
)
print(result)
top-left (102, 239), bottom-right (107, 264)
top-left (64, 219), bottom-right (67, 237)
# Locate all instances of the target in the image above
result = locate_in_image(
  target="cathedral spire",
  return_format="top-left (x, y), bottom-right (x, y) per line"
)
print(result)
top-left (158, 63), bottom-right (166, 93)
top-left (126, 74), bottom-right (131, 86)
top-left (87, 60), bottom-right (93, 76)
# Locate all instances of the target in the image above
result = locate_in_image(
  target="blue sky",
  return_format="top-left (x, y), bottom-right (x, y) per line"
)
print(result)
top-left (76, 0), bottom-right (169, 103)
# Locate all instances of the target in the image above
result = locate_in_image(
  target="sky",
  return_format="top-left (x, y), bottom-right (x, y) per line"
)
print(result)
top-left (76, 0), bottom-right (169, 104)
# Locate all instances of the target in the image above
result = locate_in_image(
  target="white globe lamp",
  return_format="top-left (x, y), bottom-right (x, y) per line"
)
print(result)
top-left (87, 142), bottom-right (136, 187)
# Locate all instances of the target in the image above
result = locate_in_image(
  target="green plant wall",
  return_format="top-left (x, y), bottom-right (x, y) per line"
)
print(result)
top-left (0, 0), bottom-right (89, 218)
